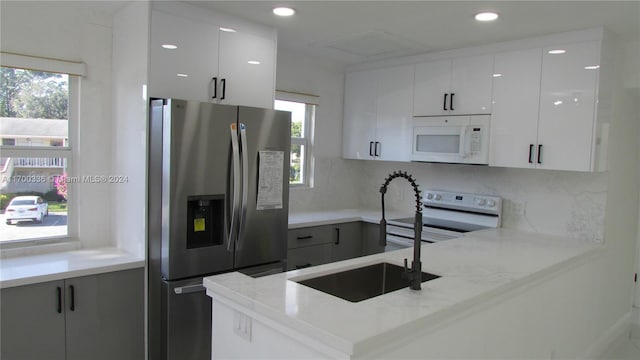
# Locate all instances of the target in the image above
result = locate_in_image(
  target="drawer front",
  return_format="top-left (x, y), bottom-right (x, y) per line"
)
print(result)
top-left (286, 244), bottom-right (333, 271)
top-left (287, 226), bottom-right (332, 249)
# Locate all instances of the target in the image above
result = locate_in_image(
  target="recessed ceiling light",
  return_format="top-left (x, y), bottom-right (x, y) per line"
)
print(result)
top-left (492, 73), bottom-right (503, 78)
top-left (554, 100), bottom-right (563, 106)
top-left (475, 12), bottom-right (499, 22)
top-left (176, 73), bottom-right (189, 77)
top-left (548, 49), bottom-right (566, 55)
top-left (247, 60), bottom-right (261, 65)
top-left (273, 7), bottom-right (295, 16)
top-left (584, 65), bottom-right (600, 70)
top-left (162, 44), bottom-right (178, 50)
top-left (219, 27), bottom-right (236, 33)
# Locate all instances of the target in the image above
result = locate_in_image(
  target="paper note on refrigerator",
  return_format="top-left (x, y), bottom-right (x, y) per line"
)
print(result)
top-left (256, 151), bottom-right (284, 210)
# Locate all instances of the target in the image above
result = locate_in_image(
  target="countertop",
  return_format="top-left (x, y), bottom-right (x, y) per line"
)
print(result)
top-left (204, 228), bottom-right (602, 356)
top-left (0, 247), bottom-right (144, 289)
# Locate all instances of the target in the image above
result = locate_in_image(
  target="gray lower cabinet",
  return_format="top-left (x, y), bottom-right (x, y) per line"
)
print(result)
top-left (287, 222), bottom-right (383, 270)
top-left (1, 268), bottom-right (144, 360)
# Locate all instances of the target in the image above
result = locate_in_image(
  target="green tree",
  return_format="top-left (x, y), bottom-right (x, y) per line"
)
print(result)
top-left (0, 67), bottom-right (68, 119)
top-left (291, 121), bottom-right (302, 137)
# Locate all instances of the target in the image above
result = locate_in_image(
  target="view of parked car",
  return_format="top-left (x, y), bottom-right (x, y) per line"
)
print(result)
top-left (5, 196), bottom-right (49, 225)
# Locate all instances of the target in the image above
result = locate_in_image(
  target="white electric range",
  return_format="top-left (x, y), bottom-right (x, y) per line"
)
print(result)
top-left (385, 190), bottom-right (502, 251)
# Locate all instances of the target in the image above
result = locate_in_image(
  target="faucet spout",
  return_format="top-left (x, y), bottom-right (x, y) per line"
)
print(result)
top-left (379, 171), bottom-right (423, 291)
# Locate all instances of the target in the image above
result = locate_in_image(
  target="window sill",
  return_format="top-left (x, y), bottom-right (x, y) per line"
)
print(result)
top-left (0, 237), bottom-right (81, 259)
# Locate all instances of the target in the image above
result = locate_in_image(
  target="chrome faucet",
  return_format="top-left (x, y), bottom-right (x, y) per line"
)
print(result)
top-left (379, 171), bottom-right (423, 290)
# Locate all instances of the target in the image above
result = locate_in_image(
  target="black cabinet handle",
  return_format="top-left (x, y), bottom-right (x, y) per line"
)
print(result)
top-left (295, 264), bottom-right (312, 270)
top-left (537, 144), bottom-right (543, 164)
top-left (335, 228), bottom-right (340, 245)
top-left (211, 77), bottom-right (218, 99)
top-left (450, 93), bottom-right (455, 111)
top-left (443, 93), bottom-right (448, 111)
top-left (296, 235), bottom-right (312, 240)
top-left (220, 78), bottom-right (226, 100)
top-left (56, 286), bottom-right (62, 314)
top-left (369, 141), bottom-right (374, 157)
top-left (528, 144), bottom-right (534, 164)
top-left (69, 285), bottom-right (75, 311)
top-left (375, 142), bottom-right (381, 157)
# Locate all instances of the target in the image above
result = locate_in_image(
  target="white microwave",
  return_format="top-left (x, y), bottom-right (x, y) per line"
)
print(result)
top-left (411, 115), bottom-right (490, 164)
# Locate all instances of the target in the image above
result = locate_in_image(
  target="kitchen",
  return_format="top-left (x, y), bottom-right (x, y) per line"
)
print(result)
top-left (0, 1), bottom-right (639, 359)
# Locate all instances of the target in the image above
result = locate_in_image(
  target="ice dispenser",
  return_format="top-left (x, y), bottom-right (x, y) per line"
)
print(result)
top-left (186, 195), bottom-right (224, 249)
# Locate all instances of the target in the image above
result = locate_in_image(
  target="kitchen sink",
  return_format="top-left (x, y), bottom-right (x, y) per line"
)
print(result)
top-left (294, 262), bottom-right (440, 302)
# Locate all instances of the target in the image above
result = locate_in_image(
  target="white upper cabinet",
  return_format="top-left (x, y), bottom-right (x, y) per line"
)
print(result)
top-left (149, 6), bottom-right (276, 108)
top-left (537, 41), bottom-right (600, 171)
top-left (343, 65), bottom-right (414, 161)
top-left (413, 54), bottom-right (494, 116)
top-left (490, 48), bottom-right (543, 168)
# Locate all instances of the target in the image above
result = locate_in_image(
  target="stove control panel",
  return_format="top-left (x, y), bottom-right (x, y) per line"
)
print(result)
top-left (423, 190), bottom-right (502, 215)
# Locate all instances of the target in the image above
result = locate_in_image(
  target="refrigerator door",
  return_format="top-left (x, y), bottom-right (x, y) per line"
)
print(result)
top-left (162, 277), bottom-right (211, 360)
top-left (160, 99), bottom-right (237, 280)
top-left (234, 106), bottom-right (291, 269)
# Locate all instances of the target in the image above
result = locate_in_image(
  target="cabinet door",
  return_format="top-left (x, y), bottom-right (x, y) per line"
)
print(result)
top-left (218, 29), bottom-right (276, 108)
top-left (331, 222), bottom-right (363, 262)
top-left (537, 41), bottom-right (599, 171)
top-left (149, 10), bottom-right (220, 102)
top-left (362, 222), bottom-right (384, 255)
top-left (490, 48), bottom-right (542, 168)
top-left (343, 69), bottom-right (378, 159)
top-left (449, 54), bottom-right (494, 115)
top-left (375, 65), bottom-right (414, 161)
top-left (413, 59), bottom-right (451, 116)
top-left (0, 280), bottom-right (66, 360)
top-left (65, 268), bottom-right (144, 360)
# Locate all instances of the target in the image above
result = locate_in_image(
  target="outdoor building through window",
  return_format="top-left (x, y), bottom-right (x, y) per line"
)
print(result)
top-left (274, 91), bottom-right (316, 187)
top-left (0, 66), bottom-right (72, 243)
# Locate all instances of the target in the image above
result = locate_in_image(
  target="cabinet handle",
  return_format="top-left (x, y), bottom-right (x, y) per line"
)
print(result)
top-left (443, 93), bottom-right (448, 111)
top-left (69, 285), bottom-right (75, 311)
top-left (369, 141), bottom-right (374, 157)
top-left (56, 286), bottom-right (62, 314)
top-left (220, 78), bottom-right (226, 100)
top-left (296, 235), bottom-right (313, 240)
top-left (211, 77), bottom-right (218, 99)
top-left (528, 144), bottom-right (534, 164)
top-left (450, 93), bottom-right (455, 111)
top-left (335, 228), bottom-right (340, 245)
top-left (375, 142), bottom-right (381, 157)
top-left (537, 144), bottom-right (543, 164)
top-left (295, 264), bottom-right (312, 270)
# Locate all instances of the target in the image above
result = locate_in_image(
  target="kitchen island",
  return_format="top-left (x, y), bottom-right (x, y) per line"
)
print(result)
top-left (204, 229), bottom-right (606, 359)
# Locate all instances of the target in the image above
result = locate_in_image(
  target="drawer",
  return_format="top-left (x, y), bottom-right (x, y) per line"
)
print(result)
top-left (287, 226), bottom-right (332, 249)
top-left (286, 244), bottom-right (333, 271)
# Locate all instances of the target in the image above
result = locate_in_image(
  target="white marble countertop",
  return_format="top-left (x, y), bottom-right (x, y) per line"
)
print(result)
top-left (0, 247), bottom-right (144, 289)
top-left (204, 228), bottom-right (602, 356)
top-left (288, 208), bottom-right (407, 229)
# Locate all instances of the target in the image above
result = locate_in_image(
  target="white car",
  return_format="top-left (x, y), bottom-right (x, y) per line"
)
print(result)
top-left (5, 196), bottom-right (49, 225)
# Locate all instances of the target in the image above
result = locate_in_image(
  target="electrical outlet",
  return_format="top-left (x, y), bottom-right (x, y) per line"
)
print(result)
top-left (233, 311), bottom-right (252, 341)
top-left (509, 200), bottom-right (526, 216)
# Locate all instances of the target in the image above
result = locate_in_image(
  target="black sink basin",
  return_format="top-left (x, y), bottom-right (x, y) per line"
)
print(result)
top-left (294, 262), bottom-right (440, 302)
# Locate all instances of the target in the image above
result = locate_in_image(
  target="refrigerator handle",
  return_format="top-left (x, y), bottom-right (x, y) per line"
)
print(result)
top-left (228, 124), bottom-right (241, 252)
top-left (173, 284), bottom-right (205, 295)
top-left (237, 123), bottom-right (249, 251)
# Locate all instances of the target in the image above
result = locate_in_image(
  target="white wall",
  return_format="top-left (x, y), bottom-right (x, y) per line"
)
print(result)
top-left (277, 48), bottom-right (361, 212)
top-left (111, 1), bottom-right (149, 258)
top-left (0, 1), bottom-right (117, 249)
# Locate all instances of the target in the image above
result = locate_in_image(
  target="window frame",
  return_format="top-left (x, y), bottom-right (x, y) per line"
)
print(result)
top-left (274, 90), bottom-right (317, 189)
top-left (0, 57), bottom-right (82, 250)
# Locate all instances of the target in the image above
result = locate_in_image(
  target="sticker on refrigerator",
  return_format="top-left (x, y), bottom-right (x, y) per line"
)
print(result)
top-left (256, 151), bottom-right (284, 210)
top-left (193, 218), bottom-right (206, 232)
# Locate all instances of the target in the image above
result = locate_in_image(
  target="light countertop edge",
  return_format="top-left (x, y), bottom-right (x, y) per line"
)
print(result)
top-left (0, 247), bottom-right (144, 289)
top-left (288, 209), bottom-right (405, 229)
top-left (204, 229), bottom-right (603, 357)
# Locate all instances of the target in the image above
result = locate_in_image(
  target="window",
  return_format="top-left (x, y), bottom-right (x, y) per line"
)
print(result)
top-left (0, 66), bottom-right (75, 244)
top-left (274, 91), bottom-right (317, 187)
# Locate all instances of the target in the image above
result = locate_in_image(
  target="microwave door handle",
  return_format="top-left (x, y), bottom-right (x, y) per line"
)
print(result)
top-left (459, 126), bottom-right (468, 157)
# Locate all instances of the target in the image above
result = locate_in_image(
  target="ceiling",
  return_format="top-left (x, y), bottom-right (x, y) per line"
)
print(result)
top-left (186, 0), bottom-right (640, 66)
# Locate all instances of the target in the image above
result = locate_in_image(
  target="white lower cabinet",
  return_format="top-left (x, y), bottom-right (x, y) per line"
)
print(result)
top-left (343, 65), bottom-right (413, 161)
top-left (0, 268), bottom-right (144, 360)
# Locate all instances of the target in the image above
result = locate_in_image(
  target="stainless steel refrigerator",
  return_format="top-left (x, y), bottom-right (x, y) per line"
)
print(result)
top-left (148, 98), bottom-right (291, 360)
